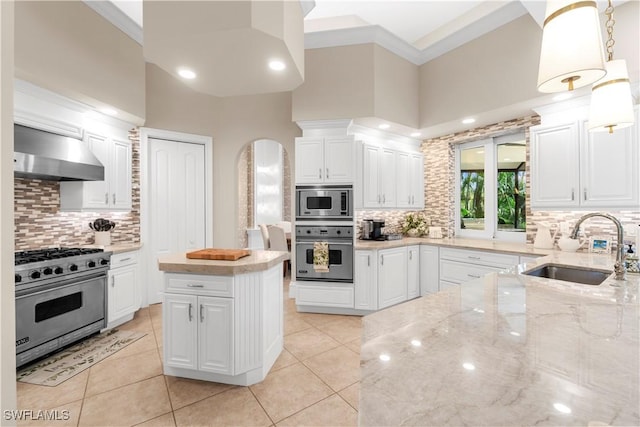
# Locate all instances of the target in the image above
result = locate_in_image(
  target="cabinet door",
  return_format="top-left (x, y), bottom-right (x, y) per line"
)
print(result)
top-left (295, 138), bottom-right (324, 184)
top-left (378, 247), bottom-right (407, 309)
top-left (324, 137), bottom-right (354, 183)
top-left (420, 245), bottom-right (439, 295)
top-left (354, 250), bottom-right (377, 310)
top-left (111, 139), bottom-right (132, 210)
top-left (108, 265), bottom-right (137, 322)
top-left (198, 296), bottom-right (233, 374)
top-left (362, 144), bottom-right (381, 208)
top-left (530, 123), bottom-right (580, 208)
top-left (164, 294), bottom-right (197, 369)
top-left (81, 133), bottom-right (111, 209)
top-left (396, 152), bottom-right (411, 208)
top-left (581, 122), bottom-right (638, 208)
top-left (407, 246), bottom-right (420, 299)
top-left (410, 153), bottom-right (425, 208)
top-left (379, 148), bottom-right (397, 207)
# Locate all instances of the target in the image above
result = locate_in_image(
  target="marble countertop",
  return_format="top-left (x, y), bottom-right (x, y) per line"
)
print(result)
top-left (84, 242), bottom-right (142, 254)
top-left (359, 251), bottom-right (640, 426)
top-left (355, 236), bottom-right (555, 257)
top-left (158, 250), bottom-right (289, 276)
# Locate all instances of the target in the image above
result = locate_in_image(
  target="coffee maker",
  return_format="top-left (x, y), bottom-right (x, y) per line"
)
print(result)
top-left (361, 219), bottom-right (385, 240)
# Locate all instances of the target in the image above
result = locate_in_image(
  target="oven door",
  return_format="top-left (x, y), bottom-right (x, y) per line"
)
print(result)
top-left (295, 240), bottom-right (353, 282)
top-left (296, 189), bottom-right (351, 219)
top-left (15, 274), bottom-right (106, 355)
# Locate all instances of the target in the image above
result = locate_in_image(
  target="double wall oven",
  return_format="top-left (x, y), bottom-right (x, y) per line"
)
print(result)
top-left (14, 248), bottom-right (111, 367)
top-left (295, 185), bottom-right (354, 283)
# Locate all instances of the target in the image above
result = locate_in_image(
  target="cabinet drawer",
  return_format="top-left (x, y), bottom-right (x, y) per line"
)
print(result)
top-left (296, 283), bottom-right (354, 308)
top-left (440, 259), bottom-right (502, 284)
top-left (440, 248), bottom-right (519, 269)
top-left (110, 251), bottom-right (138, 269)
top-left (166, 273), bottom-right (234, 297)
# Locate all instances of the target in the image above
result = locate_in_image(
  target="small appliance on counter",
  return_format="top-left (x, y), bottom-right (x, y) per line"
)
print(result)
top-left (361, 219), bottom-right (386, 240)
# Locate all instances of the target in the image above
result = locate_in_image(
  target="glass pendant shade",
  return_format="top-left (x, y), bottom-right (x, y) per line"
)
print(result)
top-left (537, 0), bottom-right (606, 93)
top-left (588, 59), bottom-right (635, 133)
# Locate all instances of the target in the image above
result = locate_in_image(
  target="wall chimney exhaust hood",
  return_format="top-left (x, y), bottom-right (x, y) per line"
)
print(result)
top-left (14, 124), bottom-right (105, 181)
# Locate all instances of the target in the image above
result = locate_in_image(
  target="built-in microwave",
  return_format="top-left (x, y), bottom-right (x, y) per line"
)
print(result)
top-left (296, 185), bottom-right (353, 220)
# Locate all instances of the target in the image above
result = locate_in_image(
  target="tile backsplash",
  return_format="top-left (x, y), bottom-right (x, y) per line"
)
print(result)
top-left (14, 129), bottom-right (141, 251)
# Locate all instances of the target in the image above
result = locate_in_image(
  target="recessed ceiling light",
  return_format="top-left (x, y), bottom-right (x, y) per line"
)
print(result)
top-left (269, 60), bottom-right (286, 71)
top-left (553, 93), bottom-right (573, 102)
top-left (410, 132), bottom-right (422, 138)
top-left (100, 107), bottom-right (118, 116)
top-left (462, 118), bottom-right (476, 125)
top-left (378, 123), bottom-right (390, 130)
top-left (178, 68), bottom-right (196, 79)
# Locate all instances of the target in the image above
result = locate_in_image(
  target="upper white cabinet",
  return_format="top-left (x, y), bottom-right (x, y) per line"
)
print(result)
top-left (397, 152), bottom-right (425, 209)
top-left (530, 107), bottom-right (639, 210)
top-left (295, 136), bottom-right (354, 184)
top-left (60, 130), bottom-right (132, 211)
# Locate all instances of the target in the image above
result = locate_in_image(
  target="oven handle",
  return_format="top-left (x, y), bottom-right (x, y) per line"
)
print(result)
top-left (295, 241), bottom-right (353, 246)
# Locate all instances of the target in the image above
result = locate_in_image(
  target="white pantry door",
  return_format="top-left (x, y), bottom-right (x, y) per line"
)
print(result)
top-left (148, 138), bottom-right (205, 304)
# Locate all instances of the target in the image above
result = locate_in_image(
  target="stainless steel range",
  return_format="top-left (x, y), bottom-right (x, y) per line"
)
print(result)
top-left (14, 248), bottom-right (111, 367)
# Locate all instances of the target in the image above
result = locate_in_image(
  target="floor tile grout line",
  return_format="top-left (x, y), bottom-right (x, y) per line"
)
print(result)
top-left (247, 384), bottom-right (277, 426)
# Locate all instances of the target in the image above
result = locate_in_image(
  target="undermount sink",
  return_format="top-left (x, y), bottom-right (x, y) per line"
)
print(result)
top-left (523, 263), bottom-right (612, 286)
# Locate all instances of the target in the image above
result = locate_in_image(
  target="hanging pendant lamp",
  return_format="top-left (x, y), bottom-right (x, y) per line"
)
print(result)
top-left (537, 1), bottom-right (606, 93)
top-left (588, 1), bottom-right (635, 133)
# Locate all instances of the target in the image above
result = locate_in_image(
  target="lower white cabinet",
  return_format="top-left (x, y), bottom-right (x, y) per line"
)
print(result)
top-left (419, 245), bottom-right (439, 295)
top-left (354, 250), bottom-right (377, 310)
top-left (439, 247), bottom-right (519, 285)
top-left (378, 247), bottom-right (408, 309)
top-left (164, 294), bottom-right (233, 374)
top-left (107, 250), bottom-right (139, 329)
top-left (407, 246), bottom-right (420, 299)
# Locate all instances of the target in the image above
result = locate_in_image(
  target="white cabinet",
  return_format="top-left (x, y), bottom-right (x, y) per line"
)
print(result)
top-left (530, 109), bottom-right (639, 209)
top-left (60, 130), bottom-right (132, 211)
top-left (354, 250), bottom-right (377, 310)
top-left (295, 136), bottom-right (354, 184)
top-left (439, 247), bottom-right (519, 285)
top-left (362, 144), bottom-right (397, 208)
top-left (397, 153), bottom-right (425, 209)
top-left (419, 245), bottom-right (439, 295)
top-left (407, 246), bottom-right (420, 299)
top-left (107, 250), bottom-right (140, 329)
top-left (164, 293), bottom-right (198, 369)
top-left (378, 247), bottom-right (407, 309)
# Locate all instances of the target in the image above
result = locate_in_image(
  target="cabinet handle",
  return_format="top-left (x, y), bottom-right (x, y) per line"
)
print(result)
top-left (571, 189), bottom-right (575, 201)
top-left (319, 168), bottom-right (322, 179)
top-left (468, 256), bottom-right (481, 260)
top-left (188, 303), bottom-right (193, 321)
top-left (187, 284), bottom-right (204, 288)
top-left (111, 276), bottom-right (115, 287)
top-left (377, 195), bottom-right (381, 203)
top-left (326, 168), bottom-right (329, 179)
top-left (105, 192), bottom-right (109, 204)
top-left (584, 189), bottom-right (587, 201)
top-left (200, 304), bottom-right (204, 322)
top-left (408, 196), bottom-right (411, 204)
top-left (383, 194), bottom-right (386, 204)
top-left (467, 274), bottom-right (481, 279)
top-left (381, 254), bottom-right (384, 266)
top-left (119, 257), bottom-right (132, 263)
top-left (112, 193), bottom-right (116, 204)
top-left (412, 195), bottom-right (415, 204)
top-left (409, 251), bottom-right (413, 260)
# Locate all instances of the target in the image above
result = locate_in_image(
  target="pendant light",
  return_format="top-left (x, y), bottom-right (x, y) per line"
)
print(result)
top-left (588, 0), bottom-right (635, 133)
top-left (537, 1), bottom-right (606, 93)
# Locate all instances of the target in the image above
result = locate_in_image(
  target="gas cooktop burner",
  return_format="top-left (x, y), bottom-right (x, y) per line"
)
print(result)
top-left (15, 247), bottom-right (104, 265)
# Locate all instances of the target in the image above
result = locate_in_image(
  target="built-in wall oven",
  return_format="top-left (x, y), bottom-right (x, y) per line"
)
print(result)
top-left (296, 185), bottom-right (352, 220)
top-left (295, 225), bottom-right (353, 282)
top-left (14, 248), bottom-right (111, 367)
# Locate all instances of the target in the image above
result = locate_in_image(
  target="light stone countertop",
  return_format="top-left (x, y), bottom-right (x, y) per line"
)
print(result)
top-left (157, 250), bottom-right (289, 276)
top-left (355, 236), bottom-right (555, 256)
top-left (359, 251), bottom-right (640, 426)
top-left (85, 242), bottom-right (143, 254)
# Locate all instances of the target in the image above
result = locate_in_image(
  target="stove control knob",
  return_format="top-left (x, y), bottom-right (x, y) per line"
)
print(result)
top-left (306, 230), bottom-right (311, 234)
top-left (43, 267), bottom-right (53, 275)
top-left (54, 267), bottom-right (64, 275)
top-left (15, 274), bottom-right (22, 283)
top-left (30, 270), bottom-right (41, 279)
top-left (100, 259), bottom-right (109, 266)
top-left (336, 230), bottom-right (341, 234)
top-left (87, 260), bottom-right (96, 268)
top-left (69, 264), bottom-right (78, 272)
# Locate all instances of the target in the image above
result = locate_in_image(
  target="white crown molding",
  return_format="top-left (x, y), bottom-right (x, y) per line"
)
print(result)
top-left (349, 123), bottom-right (421, 149)
top-left (300, 0), bottom-right (316, 18)
top-left (83, 0), bottom-right (143, 45)
top-left (296, 119), bottom-right (353, 131)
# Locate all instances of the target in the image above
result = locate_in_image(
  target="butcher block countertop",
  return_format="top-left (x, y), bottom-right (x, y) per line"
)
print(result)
top-left (158, 250), bottom-right (289, 275)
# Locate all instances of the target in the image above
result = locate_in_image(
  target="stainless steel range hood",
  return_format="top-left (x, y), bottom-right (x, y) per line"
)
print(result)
top-left (14, 124), bottom-right (105, 181)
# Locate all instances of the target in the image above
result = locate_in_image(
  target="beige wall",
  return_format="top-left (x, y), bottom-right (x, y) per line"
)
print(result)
top-left (419, 14), bottom-right (541, 128)
top-left (610, 1), bottom-right (640, 84)
top-left (145, 64), bottom-right (300, 248)
top-left (0, 0), bottom-right (16, 417)
top-left (14, 1), bottom-right (145, 123)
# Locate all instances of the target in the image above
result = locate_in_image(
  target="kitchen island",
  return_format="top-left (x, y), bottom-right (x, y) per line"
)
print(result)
top-left (359, 251), bottom-right (639, 426)
top-left (158, 250), bottom-right (289, 386)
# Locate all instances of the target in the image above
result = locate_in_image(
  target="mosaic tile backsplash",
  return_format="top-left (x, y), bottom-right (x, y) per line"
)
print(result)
top-left (14, 129), bottom-right (141, 250)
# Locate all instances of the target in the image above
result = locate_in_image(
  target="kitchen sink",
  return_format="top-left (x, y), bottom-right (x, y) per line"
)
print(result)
top-left (523, 263), bottom-right (612, 286)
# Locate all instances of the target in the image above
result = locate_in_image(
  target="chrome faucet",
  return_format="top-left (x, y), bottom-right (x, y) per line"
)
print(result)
top-left (570, 212), bottom-right (626, 281)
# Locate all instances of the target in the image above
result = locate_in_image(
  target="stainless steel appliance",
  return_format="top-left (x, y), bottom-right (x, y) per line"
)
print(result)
top-left (14, 248), bottom-right (111, 367)
top-left (361, 219), bottom-right (385, 240)
top-left (295, 225), bottom-right (353, 282)
top-left (296, 185), bottom-right (352, 220)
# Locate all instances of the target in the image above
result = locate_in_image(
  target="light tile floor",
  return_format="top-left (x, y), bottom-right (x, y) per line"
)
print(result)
top-left (16, 277), bottom-right (362, 426)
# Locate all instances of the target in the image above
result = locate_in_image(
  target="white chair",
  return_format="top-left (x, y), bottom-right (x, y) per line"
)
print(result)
top-left (258, 224), bottom-right (270, 250)
top-left (276, 221), bottom-right (292, 233)
top-left (267, 225), bottom-right (290, 275)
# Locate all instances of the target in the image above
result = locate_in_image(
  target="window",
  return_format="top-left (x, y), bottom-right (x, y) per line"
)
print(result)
top-left (455, 132), bottom-right (526, 242)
